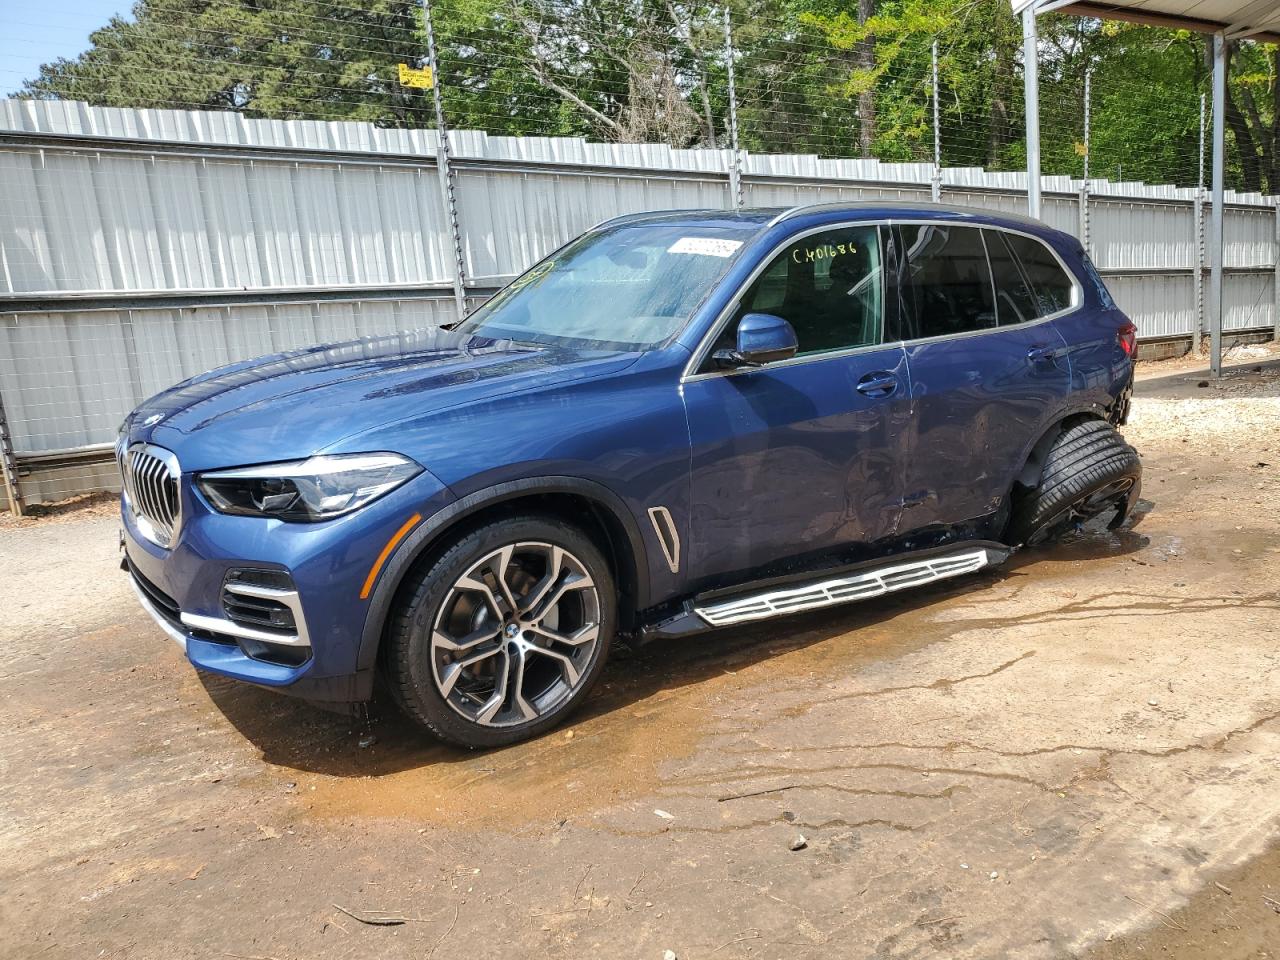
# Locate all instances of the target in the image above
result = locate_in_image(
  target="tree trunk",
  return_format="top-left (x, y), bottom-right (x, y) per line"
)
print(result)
top-left (989, 28), bottom-right (1014, 166)
top-left (698, 75), bottom-right (718, 149)
top-left (857, 0), bottom-right (875, 156)
top-left (1212, 40), bottom-right (1263, 193)
top-left (1270, 47), bottom-right (1280, 194)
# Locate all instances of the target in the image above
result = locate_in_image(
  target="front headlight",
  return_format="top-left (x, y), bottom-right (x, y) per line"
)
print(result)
top-left (196, 453), bottom-right (422, 521)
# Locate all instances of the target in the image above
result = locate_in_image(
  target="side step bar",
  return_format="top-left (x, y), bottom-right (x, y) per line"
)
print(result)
top-left (695, 548), bottom-right (998, 626)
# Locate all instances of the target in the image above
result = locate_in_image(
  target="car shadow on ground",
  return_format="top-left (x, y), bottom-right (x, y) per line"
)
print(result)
top-left (199, 513), bottom-right (1153, 779)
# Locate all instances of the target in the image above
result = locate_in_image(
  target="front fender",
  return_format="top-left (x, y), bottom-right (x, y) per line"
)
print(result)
top-left (353, 475), bottom-right (652, 677)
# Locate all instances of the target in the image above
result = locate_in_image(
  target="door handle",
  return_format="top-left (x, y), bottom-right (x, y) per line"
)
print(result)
top-left (855, 372), bottom-right (899, 397)
top-left (1027, 344), bottom-right (1056, 362)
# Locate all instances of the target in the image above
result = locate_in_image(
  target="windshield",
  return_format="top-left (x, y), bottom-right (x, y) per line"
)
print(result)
top-left (454, 222), bottom-right (760, 349)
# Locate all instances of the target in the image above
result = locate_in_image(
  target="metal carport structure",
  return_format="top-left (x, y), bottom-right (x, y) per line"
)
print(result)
top-left (1016, 0), bottom-right (1280, 376)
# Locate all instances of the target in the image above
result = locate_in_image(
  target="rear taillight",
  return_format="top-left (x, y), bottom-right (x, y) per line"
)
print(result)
top-left (1117, 321), bottom-right (1137, 358)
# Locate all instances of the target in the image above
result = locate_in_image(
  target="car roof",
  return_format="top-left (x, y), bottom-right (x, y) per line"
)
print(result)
top-left (598, 202), bottom-right (1071, 246)
top-left (595, 208), bottom-right (785, 229)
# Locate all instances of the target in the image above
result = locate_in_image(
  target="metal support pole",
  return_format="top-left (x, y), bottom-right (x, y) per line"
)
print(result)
top-left (1273, 199), bottom-right (1280, 341)
top-left (931, 39), bottom-right (942, 203)
top-left (0, 388), bottom-right (24, 517)
top-left (723, 7), bottom-right (743, 209)
top-left (1079, 67), bottom-right (1091, 251)
top-left (1209, 31), bottom-right (1226, 376)
top-left (1022, 6), bottom-right (1042, 220)
top-left (422, 0), bottom-right (468, 321)
top-left (1195, 92), bottom-right (1206, 338)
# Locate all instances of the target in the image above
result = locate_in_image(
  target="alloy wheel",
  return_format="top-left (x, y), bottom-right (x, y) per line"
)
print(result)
top-left (429, 541), bottom-right (602, 728)
top-left (1029, 476), bottom-right (1137, 545)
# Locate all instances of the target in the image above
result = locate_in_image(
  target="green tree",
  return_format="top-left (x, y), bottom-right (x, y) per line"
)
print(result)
top-left (18, 0), bottom-right (438, 125)
top-left (12, 0), bottom-right (1277, 191)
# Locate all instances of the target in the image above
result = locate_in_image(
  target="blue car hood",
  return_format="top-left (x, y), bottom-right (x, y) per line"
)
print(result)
top-left (132, 328), bottom-right (640, 472)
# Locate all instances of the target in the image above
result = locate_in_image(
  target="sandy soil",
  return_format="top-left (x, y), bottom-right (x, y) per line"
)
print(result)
top-left (1, 354), bottom-right (1278, 959)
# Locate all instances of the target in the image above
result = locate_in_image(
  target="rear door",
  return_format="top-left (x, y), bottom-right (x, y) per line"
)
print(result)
top-left (895, 223), bottom-right (1072, 532)
top-left (682, 223), bottom-right (911, 587)
top-left (1023, 238), bottom-right (1135, 414)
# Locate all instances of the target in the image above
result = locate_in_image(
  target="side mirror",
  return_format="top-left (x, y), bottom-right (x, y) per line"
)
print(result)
top-left (712, 313), bottom-right (799, 369)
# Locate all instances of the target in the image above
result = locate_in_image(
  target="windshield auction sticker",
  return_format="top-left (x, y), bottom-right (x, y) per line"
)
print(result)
top-left (667, 237), bottom-right (744, 258)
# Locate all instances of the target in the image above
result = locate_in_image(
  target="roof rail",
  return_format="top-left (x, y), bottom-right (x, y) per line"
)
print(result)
top-left (765, 202), bottom-right (860, 227)
top-left (585, 208), bottom-right (712, 233)
top-left (764, 199), bottom-right (1053, 232)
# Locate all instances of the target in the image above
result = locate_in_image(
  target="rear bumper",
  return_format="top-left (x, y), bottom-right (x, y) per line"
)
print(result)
top-left (1110, 365), bottom-right (1135, 425)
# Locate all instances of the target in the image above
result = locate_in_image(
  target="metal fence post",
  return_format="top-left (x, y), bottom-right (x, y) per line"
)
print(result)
top-left (1274, 198), bottom-right (1280, 341)
top-left (931, 39), bottom-right (942, 203)
top-left (1078, 68), bottom-right (1091, 252)
top-left (1209, 31), bottom-right (1226, 376)
top-left (1196, 92), bottom-right (1206, 340)
top-left (723, 7), bottom-right (744, 208)
top-left (1022, 5), bottom-right (1042, 219)
top-left (0, 387), bottom-right (24, 517)
top-left (422, 0), bottom-right (469, 321)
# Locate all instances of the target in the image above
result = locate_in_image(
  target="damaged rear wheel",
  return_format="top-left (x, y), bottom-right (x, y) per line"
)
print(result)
top-left (1008, 418), bottom-right (1142, 547)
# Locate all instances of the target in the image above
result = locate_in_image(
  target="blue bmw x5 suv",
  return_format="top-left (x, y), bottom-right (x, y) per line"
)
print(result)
top-left (119, 202), bottom-right (1140, 747)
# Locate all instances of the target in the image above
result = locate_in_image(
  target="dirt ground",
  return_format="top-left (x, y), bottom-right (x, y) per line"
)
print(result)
top-left (2, 347), bottom-right (1279, 960)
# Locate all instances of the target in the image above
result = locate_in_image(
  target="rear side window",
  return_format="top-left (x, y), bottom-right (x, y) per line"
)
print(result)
top-left (985, 230), bottom-right (1040, 325)
top-left (899, 224), bottom-right (996, 338)
top-left (1003, 232), bottom-right (1075, 316)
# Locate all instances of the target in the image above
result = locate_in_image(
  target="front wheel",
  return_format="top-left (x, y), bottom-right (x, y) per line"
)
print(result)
top-left (386, 515), bottom-right (615, 748)
top-left (1008, 418), bottom-right (1142, 546)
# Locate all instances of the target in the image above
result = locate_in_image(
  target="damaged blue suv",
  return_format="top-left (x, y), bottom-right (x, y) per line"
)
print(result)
top-left (119, 202), bottom-right (1140, 748)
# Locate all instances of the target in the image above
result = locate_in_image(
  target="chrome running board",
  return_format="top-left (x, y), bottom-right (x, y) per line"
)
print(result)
top-left (694, 547), bottom-right (998, 627)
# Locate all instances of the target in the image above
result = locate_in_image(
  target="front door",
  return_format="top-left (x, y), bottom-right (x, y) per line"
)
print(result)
top-left (682, 223), bottom-right (911, 589)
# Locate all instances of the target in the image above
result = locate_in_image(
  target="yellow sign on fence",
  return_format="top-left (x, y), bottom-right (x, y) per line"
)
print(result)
top-left (397, 63), bottom-right (435, 89)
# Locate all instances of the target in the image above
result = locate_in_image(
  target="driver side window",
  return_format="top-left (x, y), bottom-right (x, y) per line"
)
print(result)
top-left (713, 225), bottom-right (884, 359)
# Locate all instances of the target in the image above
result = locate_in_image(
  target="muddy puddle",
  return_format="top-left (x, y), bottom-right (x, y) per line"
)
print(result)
top-left (225, 564), bottom-right (1129, 829)
top-left (198, 574), bottom-right (1042, 829)
top-left (195, 451), bottom-right (1267, 833)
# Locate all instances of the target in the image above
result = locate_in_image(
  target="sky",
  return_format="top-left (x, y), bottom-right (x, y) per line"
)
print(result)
top-left (1, 0), bottom-right (131, 93)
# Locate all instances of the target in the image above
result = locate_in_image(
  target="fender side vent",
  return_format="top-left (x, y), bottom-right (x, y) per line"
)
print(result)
top-left (647, 506), bottom-right (681, 574)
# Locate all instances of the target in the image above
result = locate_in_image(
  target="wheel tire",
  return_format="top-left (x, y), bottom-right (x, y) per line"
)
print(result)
top-left (1008, 418), bottom-right (1142, 547)
top-left (386, 514), bottom-right (615, 749)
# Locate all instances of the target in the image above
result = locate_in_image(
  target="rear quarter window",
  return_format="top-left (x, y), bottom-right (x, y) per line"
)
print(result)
top-left (1003, 232), bottom-right (1076, 316)
top-left (1080, 253), bottom-right (1118, 309)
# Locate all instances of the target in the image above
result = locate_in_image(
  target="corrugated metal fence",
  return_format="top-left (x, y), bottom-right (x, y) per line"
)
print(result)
top-left (2, 99), bottom-right (1278, 507)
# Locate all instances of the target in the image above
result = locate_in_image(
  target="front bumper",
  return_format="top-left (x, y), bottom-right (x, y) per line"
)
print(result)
top-left (121, 467), bottom-right (453, 703)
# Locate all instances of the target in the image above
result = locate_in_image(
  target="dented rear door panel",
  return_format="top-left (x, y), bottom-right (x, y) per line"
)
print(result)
top-left (898, 320), bottom-right (1072, 531)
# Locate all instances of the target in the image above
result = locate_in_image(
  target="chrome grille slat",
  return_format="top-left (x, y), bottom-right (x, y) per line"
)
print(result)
top-left (120, 443), bottom-right (182, 549)
top-left (152, 456), bottom-right (171, 528)
top-left (135, 451), bottom-right (154, 523)
top-left (144, 454), bottom-right (162, 528)
top-left (127, 449), bottom-right (144, 517)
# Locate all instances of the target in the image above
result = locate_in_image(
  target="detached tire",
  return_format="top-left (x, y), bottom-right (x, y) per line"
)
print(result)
top-left (1008, 418), bottom-right (1142, 546)
top-left (386, 514), bottom-right (615, 749)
